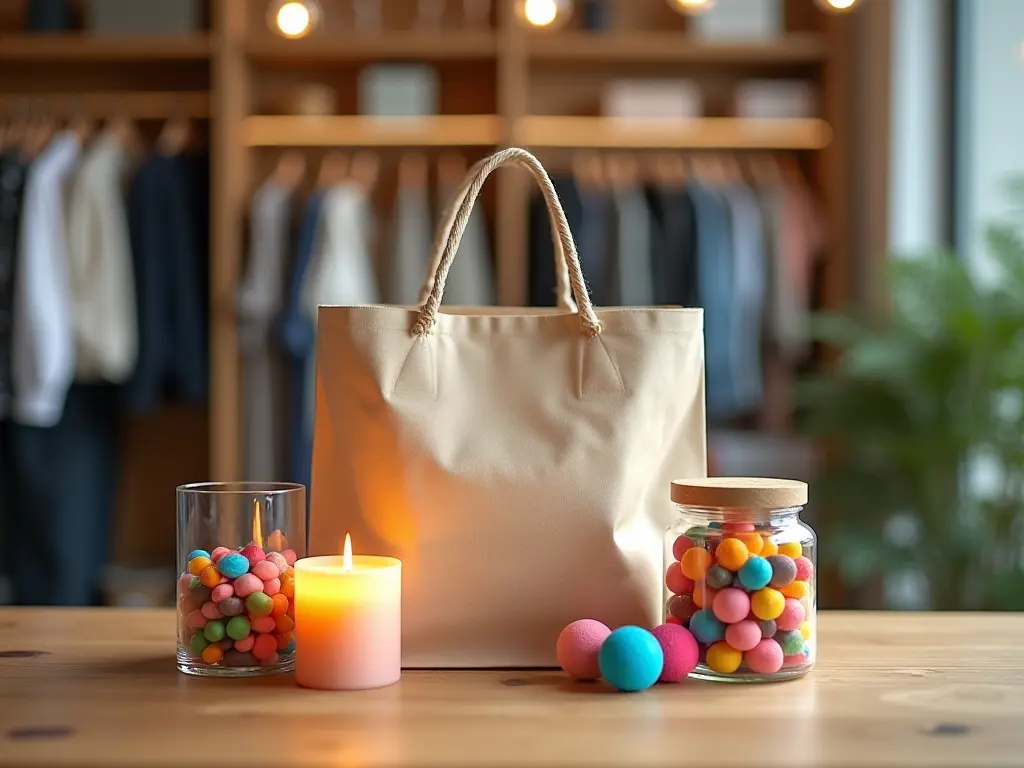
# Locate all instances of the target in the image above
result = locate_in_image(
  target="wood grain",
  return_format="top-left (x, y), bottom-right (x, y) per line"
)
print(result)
top-left (0, 610), bottom-right (1022, 767)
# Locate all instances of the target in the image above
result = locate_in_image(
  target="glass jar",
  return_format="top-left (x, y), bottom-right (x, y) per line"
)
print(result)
top-left (176, 482), bottom-right (306, 677)
top-left (665, 478), bottom-right (815, 683)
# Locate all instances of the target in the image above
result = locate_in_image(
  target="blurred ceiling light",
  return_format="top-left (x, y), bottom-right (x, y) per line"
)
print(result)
top-left (814, 0), bottom-right (859, 12)
top-left (667, 0), bottom-right (716, 15)
top-left (515, 0), bottom-right (573, 29)
top-left (268, 0), bottom-right (321, 39)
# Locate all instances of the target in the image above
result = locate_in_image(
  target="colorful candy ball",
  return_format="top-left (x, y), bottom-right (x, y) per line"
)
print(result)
top-left (266, 551), bottom-right (289, 573)
top-left (721, 521), bottom-right (755, 533)
top-left (778, 542), bottom-right (802, 558)
top-left (705, 641), bottom-right (742, 674)
top-left (211, 583), bottom-right (233, 603)
top-left (776, 629), bottom-right (806, 656)
top-left (650, 624), bottom-right (699, 683)
top-left (712, 588), bottom-right (750, 625)
top-left (757, 618), bottom-right (777, 638)
top-left (219, 596), bottom-right (244, 617)
top-left (251, 615), bottom-right (276, 634)
top-left (187, 549), bottom-right (210, 562)
top-left (665, 563), bottom-right (694, 595)
top-left (246, 592), bottom-right (274, 617)
top-left (217, 553), bottom-right (249, 579)
top-left (692, 582), bottom-right (716, 609)
top-left (226, 615), bottom-right (251, 641)
top-left (199, 565), bottom-right (223, 589)
top-left (200, 601), bottom-right (223, 620)
top-left (738, 556), bottom-right (773, 591)
top-left (781, 580), bottom-right (809, 600)
top-left (680, 548), bottom-right (712, 580)
top-left (234, 634), bottom-right (255, 653)
top-left (775, 598), bottom-right (806, 632)
top-left (262, 577), bottom-right (281, 597)
top-left (188, 556), bottom-right (212, 576)
top-left (233, 573), bottom-right (264, 598)
top-left (252, 560), bottom-right (280, 582)
top-left (598, 626), bottom-right (664, 693)
top-left (281, 549), bottom-right (297, 567)
top-left (239, 544), bottom-right (266, 568)
top-left (688, 610), bottom-right (725, 644)
top-left (189, 632), bottom-right (210, 656)
top-left (761, 539), bottom-right (779, 557)
top-left (766, 555), bottom-right (797, 588)
top-left (203, 620), bottom-right (226, 643)
top-left (667, 594), bottom-right (698, 624)
top-left (252, 633), bottom-right (278, 663)
top-left (715, 538), bottom-right (749, 571)
top-left (201, 644), bottom-right (224, 665)
top-left (211, 546), bottom-right (232, 563)
top-left (705, 564), bottom-right (733, 590)
top-left (556, 619), bottom-right (612, 681)
top-left (793, 556), bottom-right (814, 582)
top-left (745, 638), bottom-right (784, 674)
top-left (724, 619), bottom-right (762, 652)
top-left (672, 535), bottom-right (696, 560)
top-left (751, 588), bottom-right (786, 621)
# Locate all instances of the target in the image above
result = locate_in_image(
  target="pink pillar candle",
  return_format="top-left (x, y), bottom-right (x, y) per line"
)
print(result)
top-left (294, 553), bottom-right (402, 690)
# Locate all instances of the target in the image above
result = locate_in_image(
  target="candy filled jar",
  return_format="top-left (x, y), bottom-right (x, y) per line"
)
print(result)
top-left (665, 478), bottom-right (815, 682)
top-left (176, 482), bottom-right (306, 677)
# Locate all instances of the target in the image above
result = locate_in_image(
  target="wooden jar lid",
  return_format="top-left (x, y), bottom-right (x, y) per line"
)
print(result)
top-left (670, 477), bottom-right (808, 508)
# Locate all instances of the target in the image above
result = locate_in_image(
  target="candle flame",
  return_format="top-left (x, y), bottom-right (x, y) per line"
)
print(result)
top-left (252, 499), bottom-right (263, 549)
top-left (343, 532), bottom-right (353, 573)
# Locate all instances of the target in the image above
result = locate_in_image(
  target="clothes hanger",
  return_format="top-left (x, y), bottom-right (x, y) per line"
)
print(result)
top-left (317, 151), bottom-right (348, 188)
top-left (23, 100), bottom-right (56, 159)
top-left (272, 150), bottom-right (307, 189)
top-left (157, 112), bottom-right (192, 157)
top-left (436, 150), bottom-right (465, 189)
top-left (350, 150), bottom-right (379, 191)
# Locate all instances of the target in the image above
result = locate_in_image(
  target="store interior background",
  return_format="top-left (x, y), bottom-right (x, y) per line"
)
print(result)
top-left (0, 0), bottom-right (1022, 613)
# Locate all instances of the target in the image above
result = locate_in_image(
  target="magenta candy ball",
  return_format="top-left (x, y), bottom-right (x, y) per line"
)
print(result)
top-left (775, 598), bottom-right (806, 632)
top-left (210, 583), bottom-right (233, 603)
top-left (233, 573), bottom-right (264, 598)
top-left (794, 556), bottom-right (814, 582)
top-left (745, 638), bottom-right (784, 674)
top-left (556, 619), bottom-right (612, 681)
top-left (724, 619), bottom-right (762, 652)
top-left (252, 560), bottom-right (280, 582)
top-left (665, 564), bottom-right (694, 596)
top-left (650, 624), bottom-right (699, 683)
top-left (712, 588), bottom-right (750, 625)
top-left (672, 535), bottom-right (696, 561)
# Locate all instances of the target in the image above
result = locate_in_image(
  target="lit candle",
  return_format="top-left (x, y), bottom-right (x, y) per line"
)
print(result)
top-left (294, 534), bottom-right (402, 690)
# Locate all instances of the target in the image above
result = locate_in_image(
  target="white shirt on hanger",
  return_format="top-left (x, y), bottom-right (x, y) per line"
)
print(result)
top-left (66, 131), bottom-right (137, 383)
top-left (12, 130), bottom-right (81, 427)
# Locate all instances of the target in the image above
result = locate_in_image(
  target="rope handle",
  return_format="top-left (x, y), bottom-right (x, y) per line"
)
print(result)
top-left (412, 147), bottom-right (601, 337)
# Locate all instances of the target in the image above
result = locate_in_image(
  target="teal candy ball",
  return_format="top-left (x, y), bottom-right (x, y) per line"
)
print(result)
top-left (187, 549), bottom-right (210, 562)
top-left (218, 553), bottom-right (250, 579)
top-left (705, 564), bottom-right (733, 589)
top-left (598, 626), bottom-right (664, 692)
top-left (688, 610), bottom-right (725, 644)
top-left (738, 556), bottom-right (773, 590)
top-left (777, 629), bottom-right (805, 655)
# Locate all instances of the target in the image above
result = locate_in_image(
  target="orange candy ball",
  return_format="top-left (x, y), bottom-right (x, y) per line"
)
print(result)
top-left (279, 571), bottom-right (295, 598)
top-left (270, 593), bottom-right (290, 618)
top-left (274, 614), bottom-right (295, 633)
top-left (188, 556), bottom-right (212, 576)
top-left (693, 582), bottom-right (716, 608)
top-left (199, 565), bottom-right (222, 588)
top-left (736, 532), bottom-right (764, 556)
top-left (781, 580), bottom-right (809, 600)
top-left (252, 633), bottom-right (277, 662)
top-left (760, 539), bottom-right (779, 557)
top-left (715, 538), bottom-right (749, 571)
top-left (681, 548), bottom-right (712, 580)
top-left (201, 643), bottom-right (224, 665)
top-left (276, 631), bottom-right (294, 651)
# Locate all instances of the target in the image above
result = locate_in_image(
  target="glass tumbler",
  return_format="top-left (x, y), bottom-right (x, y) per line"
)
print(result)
top-left (176, 482), bottom-right (306, 677)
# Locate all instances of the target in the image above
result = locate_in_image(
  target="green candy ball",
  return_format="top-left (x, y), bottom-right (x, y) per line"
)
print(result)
top-left (189, 631), bottom-right (210, 656)
top-left (203, 619), bottom-right (226, 643)
top-left (226, 615), bottom-right (251, 641)
top-left (777, 629), bottom-right (805, 655)
top-left (245, 592), bottom-right (273, 617)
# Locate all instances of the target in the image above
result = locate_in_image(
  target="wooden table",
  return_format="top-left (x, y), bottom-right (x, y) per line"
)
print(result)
top-left (0, 609), bottom-right (1021, 766)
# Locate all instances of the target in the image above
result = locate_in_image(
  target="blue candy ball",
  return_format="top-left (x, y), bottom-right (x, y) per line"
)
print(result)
top-left (598, 626), bottom-right (664, 693)
top-left (217, 553), bottom-right (250, 579)
top-left (708, 521), bottom-right (722, 529)
top-left (688, 609), bottom-right (725, 644)
top-left (738, 556), bottom-right (773, 590)
top-left (187, 549), bottom-right (210, 562)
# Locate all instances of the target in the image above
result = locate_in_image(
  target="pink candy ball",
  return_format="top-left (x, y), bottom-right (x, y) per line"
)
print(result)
top-left (184, 609), bottom-right (207, 630)
top-left (262, 577), bottom-right (281, 597)
top-left (210, 546), bottom-right (232, 564)
top-left (651, 623), bottom-right (699, 683)
top-left (266, 552), bottom-right (289, 573)
top-left (745, 638), bottom-right (784, 674)
top-left (234, 634), bottom-right (255, 652)
top-left (784, 652), bottom-right (810, 668)
top-left (251, 616), bottom-right (276, 634)
top-left (233, 573), bottom-right (264, 598)
top-left (556, 619), bottom-right (612, 681)
top-left (211, 583), bottom-right (234, 603)
top-left (724, 620), bottom-right (762, 652)
top-left (239, 544), bottom-right (266, 568)
top-left (672, 535), bottom-right (695, 561)
top-left (722, 521), bottom-right (755, 533)
top-left (775, 598), bottom-right (806, 632)
top-left (252, 560), bottom-right (280, 582)
top-left (665, 563), bottom-right (694, 596)
top-left (178, 572), bottom-right (193, 595)
top-left (794, 556), bottom-right (814, 582)
top-left (712, 588), bottom-right (750, 625)
top-left (282, 549), bottom-right (297, 567)
top-left (200, 601), bottom-right (223, 620)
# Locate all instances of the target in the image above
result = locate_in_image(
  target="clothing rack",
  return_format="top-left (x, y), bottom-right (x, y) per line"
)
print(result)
top-left (0, 0), bottom-right (874, 584)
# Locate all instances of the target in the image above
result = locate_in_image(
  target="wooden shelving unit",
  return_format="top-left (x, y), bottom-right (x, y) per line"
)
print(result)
top-left (0, 33), bottom-right (214, 61)
top-left (245, 32), bottom-right (498, 62)
top-left (242, 114), bottom-right (502, 147)
top-left (0, 91), bottom-right (211, 119)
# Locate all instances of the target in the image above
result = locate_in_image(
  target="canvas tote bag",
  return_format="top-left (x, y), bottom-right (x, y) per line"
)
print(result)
top-left (309, 148), bottom-right (706, 667)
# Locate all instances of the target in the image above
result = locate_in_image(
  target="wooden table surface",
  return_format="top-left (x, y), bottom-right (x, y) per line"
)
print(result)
top-left (0, 609), bottom-right (1021, 767)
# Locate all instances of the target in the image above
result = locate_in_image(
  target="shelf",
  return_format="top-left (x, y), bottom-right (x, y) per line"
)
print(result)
top-left (514, 116), bottom-right (832, 150)
top-left (242, 114), bottom-right (502, 147)
top-left (0, 91), bottom-right (210, 119)
top-left (527, 32), bottom-right (827, 65)
top-left (0, 34), bottom-right (213, 62)
top-left (245, 32), bottom-right (497, 63)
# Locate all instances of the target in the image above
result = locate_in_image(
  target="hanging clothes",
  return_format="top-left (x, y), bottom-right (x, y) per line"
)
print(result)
top-left (278, 191), bottom-right (324, 490)
top-left (123, 151), bottom-right (208, 413)
top-left (239, 179), bottom-right (294, 482)
top-left (0, 149), bottom-right (29, 418)
top-left (65, 131), bottom-right (137, 384)
top-left (645, 185), bottom-right (698, 308)
top-left (608, 183), bottom-right (654, 306)
top-left (529, 174), bottom-right (584, 307)
top-left (439, 179), bottom-right (495, 306)
top-left (387, 179), bottom-right (432, 304)
top-left (11, 131), bottom-right (80, 427)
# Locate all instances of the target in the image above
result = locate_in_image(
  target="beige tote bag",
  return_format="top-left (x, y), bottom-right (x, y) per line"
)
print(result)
top-left (309, 148), bottom-right (706, 667)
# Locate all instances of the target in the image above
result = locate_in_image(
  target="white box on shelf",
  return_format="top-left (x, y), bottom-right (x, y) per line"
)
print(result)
top-left (359, 65), bottom-right (439, 117)
top-left (690, 0), bottom-right (782, 41)
top-left (734, 80), bottom-right (817, 119)
top-left (601, 80), bottom-right (703, 120)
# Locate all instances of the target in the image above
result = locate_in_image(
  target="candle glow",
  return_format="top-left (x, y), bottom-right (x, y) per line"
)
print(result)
top-left (252, 499), bottom-right (263, 548)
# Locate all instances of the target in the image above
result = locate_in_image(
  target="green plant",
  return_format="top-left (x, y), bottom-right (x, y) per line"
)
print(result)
top-left (800, 196), bottom-right (1024, 610)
